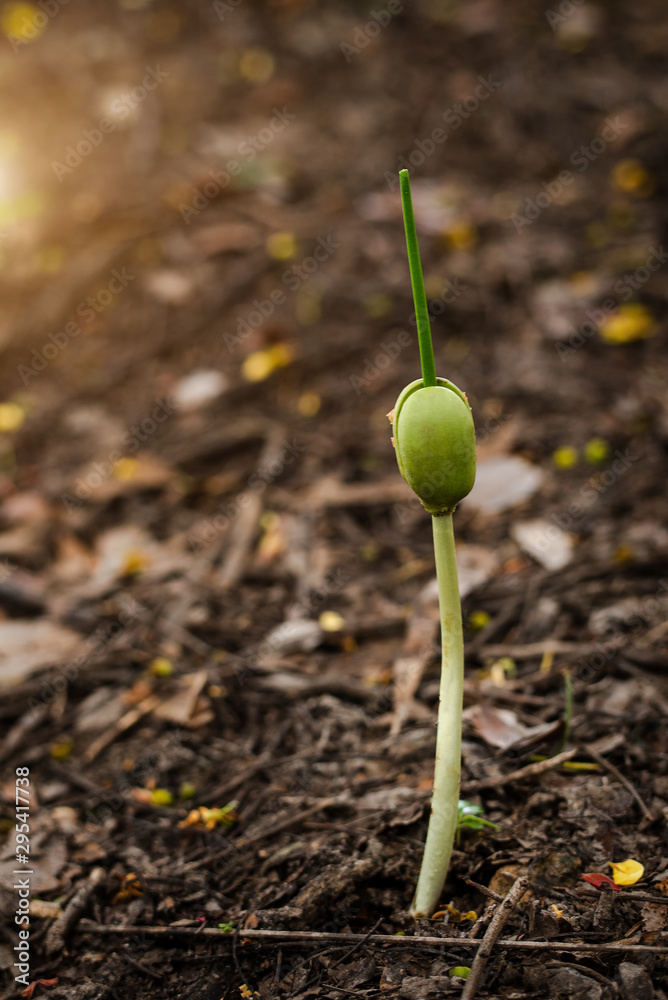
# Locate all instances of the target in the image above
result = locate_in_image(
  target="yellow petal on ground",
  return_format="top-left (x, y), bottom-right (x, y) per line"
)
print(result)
top-left (552, 445), bottom-right (578, 469)
top-left (239, 47), bottom-right (275, 85)
top-left (113, 457), bottom-right (140, 481)
top-left (609, 859), bottom-right (644, 886)
top-left (611, 159), bottom-right (654, 197)
top-left (551, 904), bottom-right (564, 918)
top-left (584, 437), bottom-right (610, 465)
top-left (256, 511), bottom-right (286, 565)
top-left (446, 220), bottom-right (477, 250)
top-left (468, 610), bottom-right (491, 633)
top-left (298, 391), bottom-right (320, 417)
top-left (1, 3), bottom-right (46, 42)
top-left (0, 402), bottom-right (25, 432)
top-left (599, 304), bottom-right (654, 344)
top-left (319, 611), bottom-right (345, 632)
top-left (266, 231), bottom-right (297, 260)
top-left (151, 788), bottom-right (174, 806)
top-left (50, 737), bottom-right (74, 760)
top-left (241, 343), bottom-right (293, 383)
top-left (120, 549), bottom-right (149, 577)
top-left (149, 657), bottom-right (174, 678)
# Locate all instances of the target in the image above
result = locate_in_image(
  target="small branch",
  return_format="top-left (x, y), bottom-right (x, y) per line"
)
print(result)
top-left (461, 876), bottom-right (529, 1000)
top-left (83, 695), bottom-right (159, 763)
top-left (463, 876), bottom-right (505, 903)
top-left (461, 748), bottom-right (579, 793)
top-left (584, 745), bottom-right (652, 821)
top-left (328, 917), bottom-right (384, 970)
top-left (122, 945), bottom-right (164, 980)
top-left (575, 888), bottom-right (668, 905)
top-left (45, 866), bottom-right (105, 956)
top-left (75, 921), bottom-right (668, 953)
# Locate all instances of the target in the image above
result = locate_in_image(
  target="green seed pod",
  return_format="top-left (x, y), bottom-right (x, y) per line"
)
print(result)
top-left (392, 377), bottom-right (476, 515)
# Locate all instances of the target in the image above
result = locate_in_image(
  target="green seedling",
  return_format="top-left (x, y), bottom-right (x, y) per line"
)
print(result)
top-left (456, 799), bottom-right (498, 845)
top-left (390, 169), bottom-right (476, 918)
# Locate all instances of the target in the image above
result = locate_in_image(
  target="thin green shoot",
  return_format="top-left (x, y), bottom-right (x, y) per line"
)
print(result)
top-left (399, 169), bottom-right (436, 387)
top-left (557, 668), bottom-right (573, 754)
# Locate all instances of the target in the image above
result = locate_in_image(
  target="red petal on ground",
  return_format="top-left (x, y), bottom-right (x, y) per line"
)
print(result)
top-left (581, 873), bottom-right (622, 891)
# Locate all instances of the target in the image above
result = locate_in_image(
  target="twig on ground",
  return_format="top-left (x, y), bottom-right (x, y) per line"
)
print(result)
top-left (575, 888), bottom-right (668, 905)
top-left (45, 867), bottom-right (105, 956)
top-left (584, 744), bottom-right (652, 821)
top-left (461, 875), bottom-right (530, 1000)
top-left (83, 695), bottom-right (159, 763)
top-left (463, 876), bottom-right (505, 903)
top-left (235, 797), bottom-right (342, 847)
top-left (461, 736), bottom-right (642, 796)
top-left (328, 917), bottom-right (384, 969)
top-left (75, 921), bottom-right (668, 954)
top-left (461, 749), bottom-right (579, 793)
top-left (545, 960), bottom-right (616, 994)
top-left (122, 945), bottom-right (164, 980)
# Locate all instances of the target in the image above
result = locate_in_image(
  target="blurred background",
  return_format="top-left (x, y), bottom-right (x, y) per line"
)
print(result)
top-left (0, 0), bottom-right (667, 745)
top-left (0, 0), bottom-right (666, 731)
top-left (0, 0), bottom-right (666, 530)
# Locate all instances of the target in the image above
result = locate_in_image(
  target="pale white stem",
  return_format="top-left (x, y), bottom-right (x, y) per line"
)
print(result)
top-left (410, 512), bottom-right (463, 918)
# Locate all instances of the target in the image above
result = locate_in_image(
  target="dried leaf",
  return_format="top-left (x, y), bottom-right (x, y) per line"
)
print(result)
top-left (21, 980), bottom-right (58, 999)
top-left (464, 703), bottom-right (558, 750)
top-left (0, 620), bottom-right (82, 685)
top-left (464, 455), bottom-right (545, 515)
